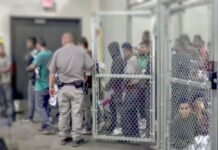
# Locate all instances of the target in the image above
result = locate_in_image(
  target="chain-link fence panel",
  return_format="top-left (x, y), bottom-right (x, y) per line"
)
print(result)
top-left (161, 1), bottom-right (214, 150)
top-left (94, 76), bottom-right (153, 138)
top-left (171, 48), bottom-right (208, 82)
top-left (169, 82), bottom-right (211, 150)
top-left (163, 2), bottom-right (213, 149)
top-left (168, 47), bottom-right (211, 150)
top-left (92, 12), bottom-right (156, 143)
top-left (167, 40), bottom-right (212, 148)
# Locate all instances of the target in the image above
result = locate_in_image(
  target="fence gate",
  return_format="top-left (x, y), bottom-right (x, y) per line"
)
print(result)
top-left (159, 0), bottom-right (218, 150)
top-left (91, 11), bottom-right (157, 143)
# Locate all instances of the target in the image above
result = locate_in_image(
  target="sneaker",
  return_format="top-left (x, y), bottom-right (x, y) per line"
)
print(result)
top-left (60, 137), bottom-right (73, 145)
top-left (107, 125), bottom-right (115, 134)
top-left (139, 118), bottom-right (147, 130)
top-left (112, 128), bottom-right (122, 136)
top-left (72, 138), bottom-right (85, 147)
top-left (81, 128), bottom-right (92, 135)
top-left (49, 117), bottom-right (53, 123)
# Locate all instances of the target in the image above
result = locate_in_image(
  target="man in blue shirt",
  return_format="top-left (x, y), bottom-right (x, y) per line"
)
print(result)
top-left (26, 37), bottom-right (53, 134)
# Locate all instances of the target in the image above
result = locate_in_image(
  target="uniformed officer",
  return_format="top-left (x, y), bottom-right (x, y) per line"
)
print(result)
top-left (49, 33), bottom-right (94, 147)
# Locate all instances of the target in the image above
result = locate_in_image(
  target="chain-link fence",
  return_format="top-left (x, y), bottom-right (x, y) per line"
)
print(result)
top-left (92, 12), bottom-right (156, 142)
top-left (167, 46), bottom-right (211, 150)
top-left (92, 0), bottom-right (218, 148)
top-left (164, 1), bottom-right (213, 149)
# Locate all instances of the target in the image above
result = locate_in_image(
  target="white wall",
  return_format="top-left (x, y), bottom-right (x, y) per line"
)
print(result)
top-left (97, 0), bottom-right (128, 73)
top-left (0, 0), bottom-right (211, 60)
top-left (100, 0), bottom-right (153, 46)
top-left (182, 5), bottom-right (211, 44)
top-left (132, 16), bottom-right (154, 46)
top-left (168, 4), bottom-right (211, 50)
top-left (100, 0), bottom-right (127, 11)
top-left (0, 0), bottom-right (99, 55)
top-left (96, 0), bottom-right (155, 73)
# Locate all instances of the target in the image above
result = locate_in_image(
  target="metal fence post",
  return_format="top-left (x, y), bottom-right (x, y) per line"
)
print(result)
top-left (211, 0), bottom-right (218, 149)
top-left (157, 0), bottom-right (166, 149)
top-left (91, 14), bottom-right (99, 138)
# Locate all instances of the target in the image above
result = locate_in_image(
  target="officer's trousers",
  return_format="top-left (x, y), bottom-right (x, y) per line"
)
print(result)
top-left (58, 85), bottom-right (84, 141)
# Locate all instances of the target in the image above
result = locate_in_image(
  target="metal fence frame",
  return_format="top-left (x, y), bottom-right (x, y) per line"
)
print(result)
top-left (158, 0), bottom-right (218, 150)
top-left (211, 0), bottom-right (218, 149)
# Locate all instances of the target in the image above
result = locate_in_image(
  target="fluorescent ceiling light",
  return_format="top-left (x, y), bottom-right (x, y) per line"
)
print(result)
top-left (137, 0), bottom-right (144, 2)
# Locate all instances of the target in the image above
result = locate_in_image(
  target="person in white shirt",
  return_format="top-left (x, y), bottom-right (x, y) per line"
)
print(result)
top-left (120, 42), bottom-right (141, 137)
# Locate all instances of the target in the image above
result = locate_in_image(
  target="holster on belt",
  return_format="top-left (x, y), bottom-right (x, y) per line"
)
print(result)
top-left (55, 78), bottom-right (84, 89)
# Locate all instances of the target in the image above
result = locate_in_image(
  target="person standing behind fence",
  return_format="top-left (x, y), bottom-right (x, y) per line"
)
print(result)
top-left (26, 37), bottom-right (54, 134)
top-left (79, 37), bottom-right (92, 135)
top-left (137, 41), bottom-right (151, 137)
top-left (121, 42), bottom-right (141, 137)
top-left (142, 30), bottom-right (151, 43)
top-left (24, 37), bottom-right (39, 122)
top-left (0, 43), bottom-right (15, 121)
top-left (171, 36), bottom-right (192, 119)
top-left (192, 35), bottom-right (208, 70)
top-left (105, 42), bottom-right (125, 134)
top-left (49, 33), bottom-right (94, 147)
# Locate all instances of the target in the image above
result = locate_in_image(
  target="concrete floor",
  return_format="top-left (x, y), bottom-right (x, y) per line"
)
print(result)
top-left (0, 121), bottom-right (155, 150)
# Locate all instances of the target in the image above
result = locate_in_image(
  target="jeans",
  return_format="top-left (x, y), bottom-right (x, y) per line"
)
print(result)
top-left (0, 83), bottom-right (15, 120)
top-left (121, 89), bottom-right (139, 137)
top-left (27, 80), bottom-right (35, 120)
top-left (83, 88), bottom-right (92, 131)
top-left (137, 85), bottom-right (151, 131)
top-left (35, 89), bottom-right (51, 128)
top-left (108, 92), bottom-right (123, 132)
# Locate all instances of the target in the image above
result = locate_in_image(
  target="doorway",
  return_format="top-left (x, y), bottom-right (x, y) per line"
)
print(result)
top-left (11, 17), bottom-right (81, 99)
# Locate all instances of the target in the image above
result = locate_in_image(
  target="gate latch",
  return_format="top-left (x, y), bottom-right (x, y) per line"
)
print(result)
top-left (208, 60), bottom-right (217, 90)
top-left (209, 72), bottom-right (217, 90)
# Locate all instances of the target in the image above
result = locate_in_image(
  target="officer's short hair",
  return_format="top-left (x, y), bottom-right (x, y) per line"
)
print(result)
top-left (62, 32), bottom-right (74, 42)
